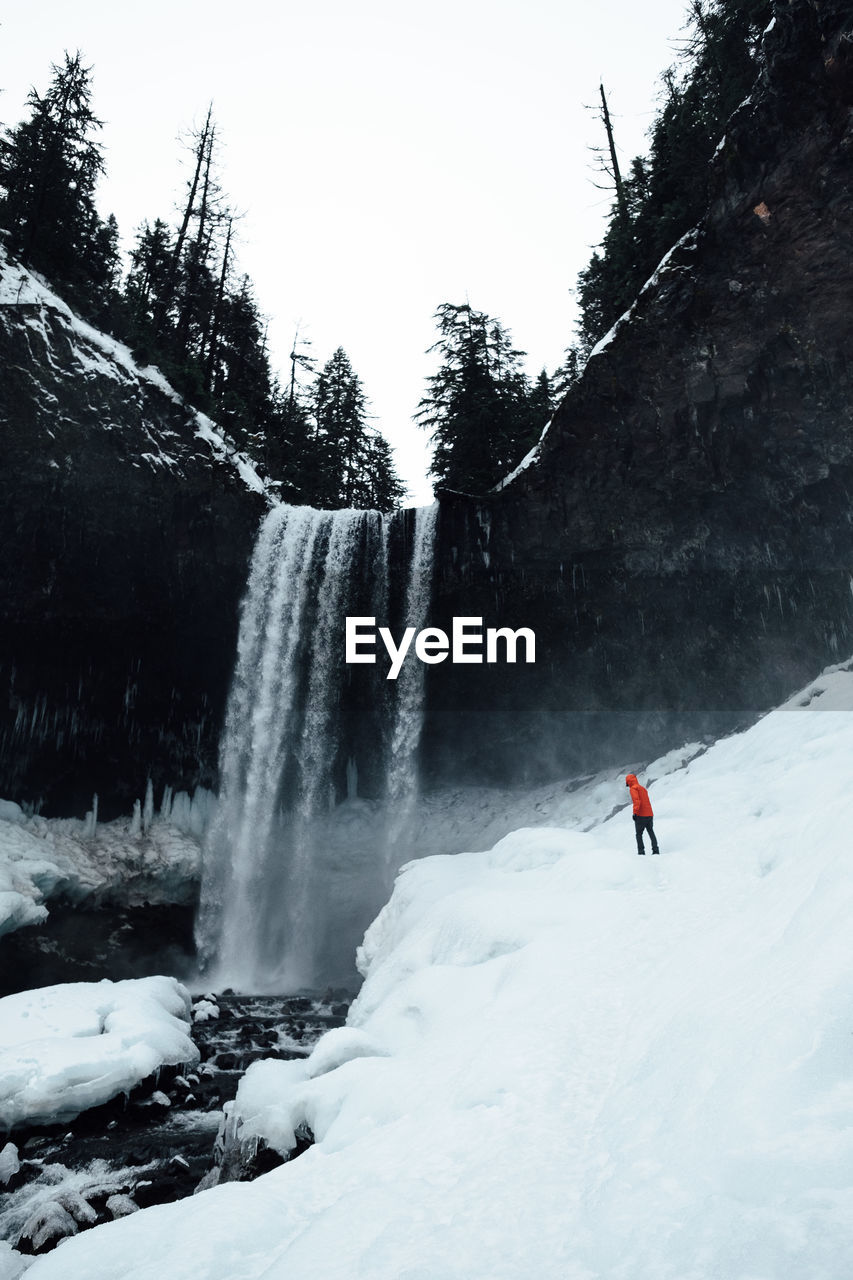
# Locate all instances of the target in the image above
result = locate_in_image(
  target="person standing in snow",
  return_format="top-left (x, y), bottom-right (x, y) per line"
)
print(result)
top-left (625, 773), bottom-right (659, 855)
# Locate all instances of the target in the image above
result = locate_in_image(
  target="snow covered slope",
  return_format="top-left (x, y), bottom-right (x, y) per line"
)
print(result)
top-left (0, 247), bottom-right (266, 497)
top-left (18, 661), bottom-right (853, 1279)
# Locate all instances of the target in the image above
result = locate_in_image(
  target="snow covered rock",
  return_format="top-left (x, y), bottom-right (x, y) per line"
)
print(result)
top-left (18, 1201), bottom-right (78, 1253)
top-left (0, 1142), bottom-right (20, 1185)
top-left (192, 1000), bottom-right (220, 1024)
top-left (105, 1195), bottom-right (137, 1220)
top-left (0, 976), bottom-right (198, 1129)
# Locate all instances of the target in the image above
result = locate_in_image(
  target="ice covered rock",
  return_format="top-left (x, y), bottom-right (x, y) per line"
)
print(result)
top-left (0, 794), bottom-right (211, 942)
top-left (0, 1142), bottom-right (20, 1185)
top-left (18, 1201), bottom-right (78, 1253)
top-left (105, 1195), bottom-right (137, 1220)
top-left (0, 977), bottom-right (197, 1129)
top-left (192, 999), bottom-right (220, 1023)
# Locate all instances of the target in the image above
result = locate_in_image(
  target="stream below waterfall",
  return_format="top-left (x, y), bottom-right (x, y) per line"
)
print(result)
top-left (1, 989), bottom-right (349, 1259)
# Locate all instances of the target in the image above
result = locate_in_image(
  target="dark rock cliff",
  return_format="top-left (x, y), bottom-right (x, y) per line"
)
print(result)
top-left (426, 0), bottom-right (853, 785)
top-left (2, 0), bottom-right (850, 811)
top-left (0, 252), bottom-right (266, 816)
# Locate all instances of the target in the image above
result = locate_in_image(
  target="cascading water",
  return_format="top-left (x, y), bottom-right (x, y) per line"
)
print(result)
top-left (196, 502), bottom-right (437, 993)
top-left (383, 504), bottom-right (438, 860)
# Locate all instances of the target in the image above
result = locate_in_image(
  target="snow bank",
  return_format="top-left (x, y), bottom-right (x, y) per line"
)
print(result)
top-left (0, 789), bottom-right (214, 940)
top-left (19, 659), bottom-right (853, 1278)
top-left (0, 976), bottom-right (197, 1130)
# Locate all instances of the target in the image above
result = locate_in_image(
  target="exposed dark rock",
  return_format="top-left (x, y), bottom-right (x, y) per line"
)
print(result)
top-left (425, 0), bottom-right (853, 785)
top-left (0, 252), bottom-right (266, 817)
top-left (0, 903), bottom-right (197, 996)
top-left (1, 2), bottom-right (850, 815)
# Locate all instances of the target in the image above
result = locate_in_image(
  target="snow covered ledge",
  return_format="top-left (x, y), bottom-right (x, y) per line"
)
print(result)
top-left (0, 977), bottom-right (198, 1130)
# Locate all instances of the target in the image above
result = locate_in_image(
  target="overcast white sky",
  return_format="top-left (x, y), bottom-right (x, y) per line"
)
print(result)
top-left (3, 0), bottom-right (691, 503)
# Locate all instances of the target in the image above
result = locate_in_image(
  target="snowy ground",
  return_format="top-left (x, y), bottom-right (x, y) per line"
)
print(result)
top-left (12, 659), bottom-right (853, 1279)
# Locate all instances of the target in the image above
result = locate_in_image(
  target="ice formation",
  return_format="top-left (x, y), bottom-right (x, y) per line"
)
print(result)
top-left (0, 789), bottom-right (215, 941)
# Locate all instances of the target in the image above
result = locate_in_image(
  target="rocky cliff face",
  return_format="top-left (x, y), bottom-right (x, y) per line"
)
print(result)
top-left (0, 250), bottom-right (266, 816)
top-left (427, 0), bottom-right (853, 785)
top-left (2, 0), bottom-right (850, 813)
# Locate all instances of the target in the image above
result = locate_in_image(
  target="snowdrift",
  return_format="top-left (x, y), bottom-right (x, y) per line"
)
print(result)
top-left (0, 976), bottom-right (197, 1130)
top-left (18, 661), bottom-right (853, 1278)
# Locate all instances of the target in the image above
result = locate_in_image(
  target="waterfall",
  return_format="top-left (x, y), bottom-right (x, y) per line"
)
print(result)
top-left (196, 502), bottom-right (437, 993)
top-left (383, 504), bottom-right (438, 860)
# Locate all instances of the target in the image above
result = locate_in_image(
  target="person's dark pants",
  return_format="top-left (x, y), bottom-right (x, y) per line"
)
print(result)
top-left (634, 815), bottom-right (659, 855)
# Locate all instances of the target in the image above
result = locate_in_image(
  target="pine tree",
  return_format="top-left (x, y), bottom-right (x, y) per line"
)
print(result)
top-left (309, 348), bottom-right (404, 510)
top-left (362, 431), bottom-right (407, 511)
top-left (416, 303), bottom-right (541, 494)
top-left (575, 0), bottom-right (774, 351)
top-left (0, 51), bottom-right (114, 307)
top-left (125, 218), bottom-right (175, 349)
top-left (214, 276), bottom-right (274, 450)
top-left (551, 346), bottom-right (583, 404)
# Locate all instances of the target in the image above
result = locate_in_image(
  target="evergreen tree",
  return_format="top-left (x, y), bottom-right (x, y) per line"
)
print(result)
top-left (528, 368), bottom-right (555, 428)
top-left (0, 51), bottom-right (115, 308)
top-left (575, 0), bottom-right (773, 351)
top-left (416, 302), bottom-right (542, 494)
top-left (362, 430), bottom-right (407, 511)
top-left (309, 348), bottom-right (404, 510)
top-left (125, 218), bottom-right (174, 348)
top-left (214, 275), bottom-right (275, 449)
top-left (551, 346), bottom-right (583, 404)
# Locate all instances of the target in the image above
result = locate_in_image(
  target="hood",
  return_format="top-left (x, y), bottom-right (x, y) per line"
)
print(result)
top-left (625, 774), bottom-right (638, 786)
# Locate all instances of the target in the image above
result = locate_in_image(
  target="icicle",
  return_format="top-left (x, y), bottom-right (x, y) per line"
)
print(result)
top-left (129, 799), bottom-right (142, 838)
top-left (346, 756), bottom-right (358, 800)
top-left (83, 793), bottom-right (98, 841)
top-left (160, 784), bottom-right (174, 822)
top-left (142, 778), bottom-right (154, 834)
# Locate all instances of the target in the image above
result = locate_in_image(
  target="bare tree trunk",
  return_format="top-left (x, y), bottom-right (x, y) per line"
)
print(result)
top-left (155, 104), bottom-right (213, 337)
top-left (599, 84), bottom-right (628, 228)
top-left (206, 216), bottom-right (232, 393)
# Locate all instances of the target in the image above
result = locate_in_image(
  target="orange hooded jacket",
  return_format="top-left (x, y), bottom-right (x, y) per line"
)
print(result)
top-left (625, 774), bottom-right (653, 817)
